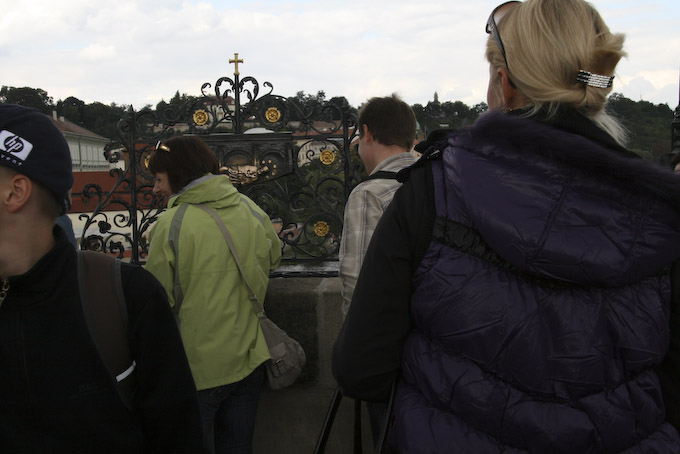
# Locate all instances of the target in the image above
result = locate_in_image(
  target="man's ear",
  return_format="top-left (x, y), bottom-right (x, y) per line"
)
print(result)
top-left (2, 174), bottom-right (32, 213)
top-left (362, 124), bottom-right (374, 143)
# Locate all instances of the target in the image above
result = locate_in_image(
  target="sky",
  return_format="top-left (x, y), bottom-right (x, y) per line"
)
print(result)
top-left (1, 0), bottom-right (679, 110)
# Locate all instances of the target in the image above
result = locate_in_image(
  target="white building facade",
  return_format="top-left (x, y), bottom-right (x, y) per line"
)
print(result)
top-left (50, 111), bottom-right (111, 172)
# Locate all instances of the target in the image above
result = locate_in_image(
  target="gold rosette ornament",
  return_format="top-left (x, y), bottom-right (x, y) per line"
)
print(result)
top-left (319, 149), bottom-right (335, 166)
top-left (265, 107), bottom-right (281, 124)
top-left (193, 109), bottom-right (209, 126)
top-left (313, 221), bottom-right (330, 237)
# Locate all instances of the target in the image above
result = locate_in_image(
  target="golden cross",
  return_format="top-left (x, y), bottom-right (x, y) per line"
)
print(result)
top-left (229, 53), bottom-right (244, 76)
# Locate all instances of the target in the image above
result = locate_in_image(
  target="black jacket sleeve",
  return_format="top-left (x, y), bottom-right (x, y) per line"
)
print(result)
top-left (657, 260), bottom-right (680, 431)
top-left (122, 264), bottom-right (208, 453)
top-left (332, 161), bottom-right (435, 403)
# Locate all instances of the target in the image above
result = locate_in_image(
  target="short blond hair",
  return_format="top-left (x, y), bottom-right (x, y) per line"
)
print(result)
top-left (486, 0), bottom-right (627, 145)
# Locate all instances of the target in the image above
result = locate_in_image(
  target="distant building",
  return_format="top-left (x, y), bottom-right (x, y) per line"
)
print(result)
top-left (49, 111), bottom-right (111, 172)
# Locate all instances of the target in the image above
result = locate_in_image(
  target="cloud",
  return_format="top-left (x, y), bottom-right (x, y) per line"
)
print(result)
top-left (77, 43), bottom-right (117, 60)
top-left (0, 0), bottom-right (677, 109)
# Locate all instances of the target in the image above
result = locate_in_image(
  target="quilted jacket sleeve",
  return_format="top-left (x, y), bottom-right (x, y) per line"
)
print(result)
top-left (657, 259), bottom-right (680, 431)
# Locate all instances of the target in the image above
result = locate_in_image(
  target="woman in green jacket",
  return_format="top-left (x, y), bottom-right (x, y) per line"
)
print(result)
top-left (145, 136), bottom-right (282, 454)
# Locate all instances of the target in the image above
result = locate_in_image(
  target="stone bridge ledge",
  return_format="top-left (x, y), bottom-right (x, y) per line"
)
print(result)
top-left (253, 277), bottom-right (374, 453)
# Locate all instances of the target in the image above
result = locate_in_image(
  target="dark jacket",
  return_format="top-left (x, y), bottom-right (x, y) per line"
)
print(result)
top-left (0, 227), bottom-right (206, 453)
top-left (333, 111), bottom-right (680, 453)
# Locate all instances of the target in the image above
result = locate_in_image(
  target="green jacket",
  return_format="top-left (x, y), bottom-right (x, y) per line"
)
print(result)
top-left (146, 175), bottom-right (281, 390)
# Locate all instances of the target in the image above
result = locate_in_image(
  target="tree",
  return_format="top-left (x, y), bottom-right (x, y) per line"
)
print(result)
top-left (156, 99), bottom-right (168, 113)
top-left (81, 102), bottom-right (127, 141)
top-left (170, 90), bottom-right (182, 105)
top-left (2, 85), bottom-right (673, 160)
top-left (411, 96), bottom-right (485, 136)
top-left (166, 91), bottom-right (198, 107)
top-left (58, 96), bottom-right (85, 125)
top-left (0, 86), bottom-right (54, 113)
top-left (288, 90), bottom-right (329, 120)
top-left (606, 93), bottom-right (674, 160)
top-left (472, 102), bottom-right (488, 116)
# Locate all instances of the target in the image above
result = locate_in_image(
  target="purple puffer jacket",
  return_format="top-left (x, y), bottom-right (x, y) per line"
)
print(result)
top-left (395, 113), bottom-right (680, 453)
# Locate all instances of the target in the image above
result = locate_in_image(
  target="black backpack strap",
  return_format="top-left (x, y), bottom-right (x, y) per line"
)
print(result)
top-left (77, 250), bottom-right (136, 411)
top-left (363, 171), bottom-right (398, 182)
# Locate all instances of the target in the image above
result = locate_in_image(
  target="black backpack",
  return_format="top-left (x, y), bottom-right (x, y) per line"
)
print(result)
top-left (77, 250), bottom-right (136, 410)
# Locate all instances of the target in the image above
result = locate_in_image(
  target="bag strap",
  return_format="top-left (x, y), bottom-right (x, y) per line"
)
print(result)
top-left (195, 204), bottom-right (265, 316)
top-left (363, 170), bottom-right (397, 182)
top-left (168, 203), bottom-right (190, 323)
top-left (77, 250), bottom-right (136, 410)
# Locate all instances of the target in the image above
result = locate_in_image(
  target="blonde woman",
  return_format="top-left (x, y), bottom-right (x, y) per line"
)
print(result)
top-left (333, 0), bottom-right (680, 452)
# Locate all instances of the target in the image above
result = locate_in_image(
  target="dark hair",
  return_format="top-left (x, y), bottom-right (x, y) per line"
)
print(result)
top-left (147, 136), bottom-right (220, 193)
top-left (358, 94), bottom-right (416, 151)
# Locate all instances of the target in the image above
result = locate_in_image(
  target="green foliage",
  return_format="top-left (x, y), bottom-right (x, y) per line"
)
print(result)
top-left (84, 102), bottom-right (127, 140)
top-left (288, 90), bottom-right (329, 121)
top-left (606, 93), bottom-right (674, 160)
top-left (0, 86), bottom-right (675, 159)
top-left (0, 86), bottom-right (53, 114)
top-left (167, 91), bottom-right (198, 106)
top-left (58, 96), bottom-right (85, 124)
top-left (412, 99), bottom-right (486, 135)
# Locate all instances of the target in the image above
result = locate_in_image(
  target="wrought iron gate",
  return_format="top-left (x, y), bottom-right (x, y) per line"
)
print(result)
top-left (77, 55), bottom-right (363, 276)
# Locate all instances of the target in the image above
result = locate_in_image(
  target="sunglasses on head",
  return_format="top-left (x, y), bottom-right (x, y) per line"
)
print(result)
top-left (154, 141), bottom-right (170, 152)
top-left (486, 1), bottom-right (521, 72)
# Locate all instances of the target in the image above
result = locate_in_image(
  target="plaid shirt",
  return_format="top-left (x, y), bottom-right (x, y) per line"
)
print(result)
top-left (339, 152), bottom-right (416, 316)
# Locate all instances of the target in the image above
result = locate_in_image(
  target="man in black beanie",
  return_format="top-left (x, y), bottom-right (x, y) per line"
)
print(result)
top-left (0, 104), bottom-right (207, 453)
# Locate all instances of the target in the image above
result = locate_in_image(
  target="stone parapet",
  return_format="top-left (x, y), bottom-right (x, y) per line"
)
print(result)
top-left (253, 277), bottom-right (375, 453)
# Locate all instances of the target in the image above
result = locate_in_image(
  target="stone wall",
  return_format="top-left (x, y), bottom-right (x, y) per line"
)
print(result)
top-left (253, 277), bottom-right (375, 453)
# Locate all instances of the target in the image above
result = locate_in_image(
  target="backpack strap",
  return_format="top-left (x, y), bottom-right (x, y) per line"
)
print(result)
top-left (77, 250), bottom-right (136, 411)
top-left (168, 203), bottom-right (190, 325)
top-left (363, 170), bottom-right (397, 182)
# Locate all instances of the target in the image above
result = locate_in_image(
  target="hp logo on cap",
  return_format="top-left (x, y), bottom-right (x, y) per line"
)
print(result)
top-left (0, 130), bottom-right (33, 162)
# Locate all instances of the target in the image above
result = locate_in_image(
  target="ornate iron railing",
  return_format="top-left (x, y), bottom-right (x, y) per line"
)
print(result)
top-left (77, 54), bottom-right (363, 276)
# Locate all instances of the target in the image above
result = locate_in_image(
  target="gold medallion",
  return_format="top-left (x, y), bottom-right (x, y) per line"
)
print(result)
top-left (313, 221), bottom-right (330, 237)
top-left (319, 149), bottom-right (335, 165)
top-left (193, 109), bottom-right (209, 126)
top-left (265, 107), bottom-right (281, 124)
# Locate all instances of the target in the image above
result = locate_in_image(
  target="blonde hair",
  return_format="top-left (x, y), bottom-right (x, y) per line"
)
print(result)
top-left (485, 0), bottom-right (628, 145)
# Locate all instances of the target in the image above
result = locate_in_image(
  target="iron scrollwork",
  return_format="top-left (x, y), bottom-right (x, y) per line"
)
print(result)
top-left (77, 58), bottom-right (362, 275)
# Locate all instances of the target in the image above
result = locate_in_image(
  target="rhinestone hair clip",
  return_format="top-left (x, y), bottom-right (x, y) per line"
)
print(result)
top-left (576, 70), bottom-right (614, 88)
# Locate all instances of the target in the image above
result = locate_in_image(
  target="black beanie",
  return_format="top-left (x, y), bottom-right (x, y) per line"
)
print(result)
top-left (0, 104), bottom-right (73, 214)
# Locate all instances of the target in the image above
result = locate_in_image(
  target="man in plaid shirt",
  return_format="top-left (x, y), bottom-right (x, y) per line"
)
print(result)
top-left (339, 94), bottom-right (417, 317)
